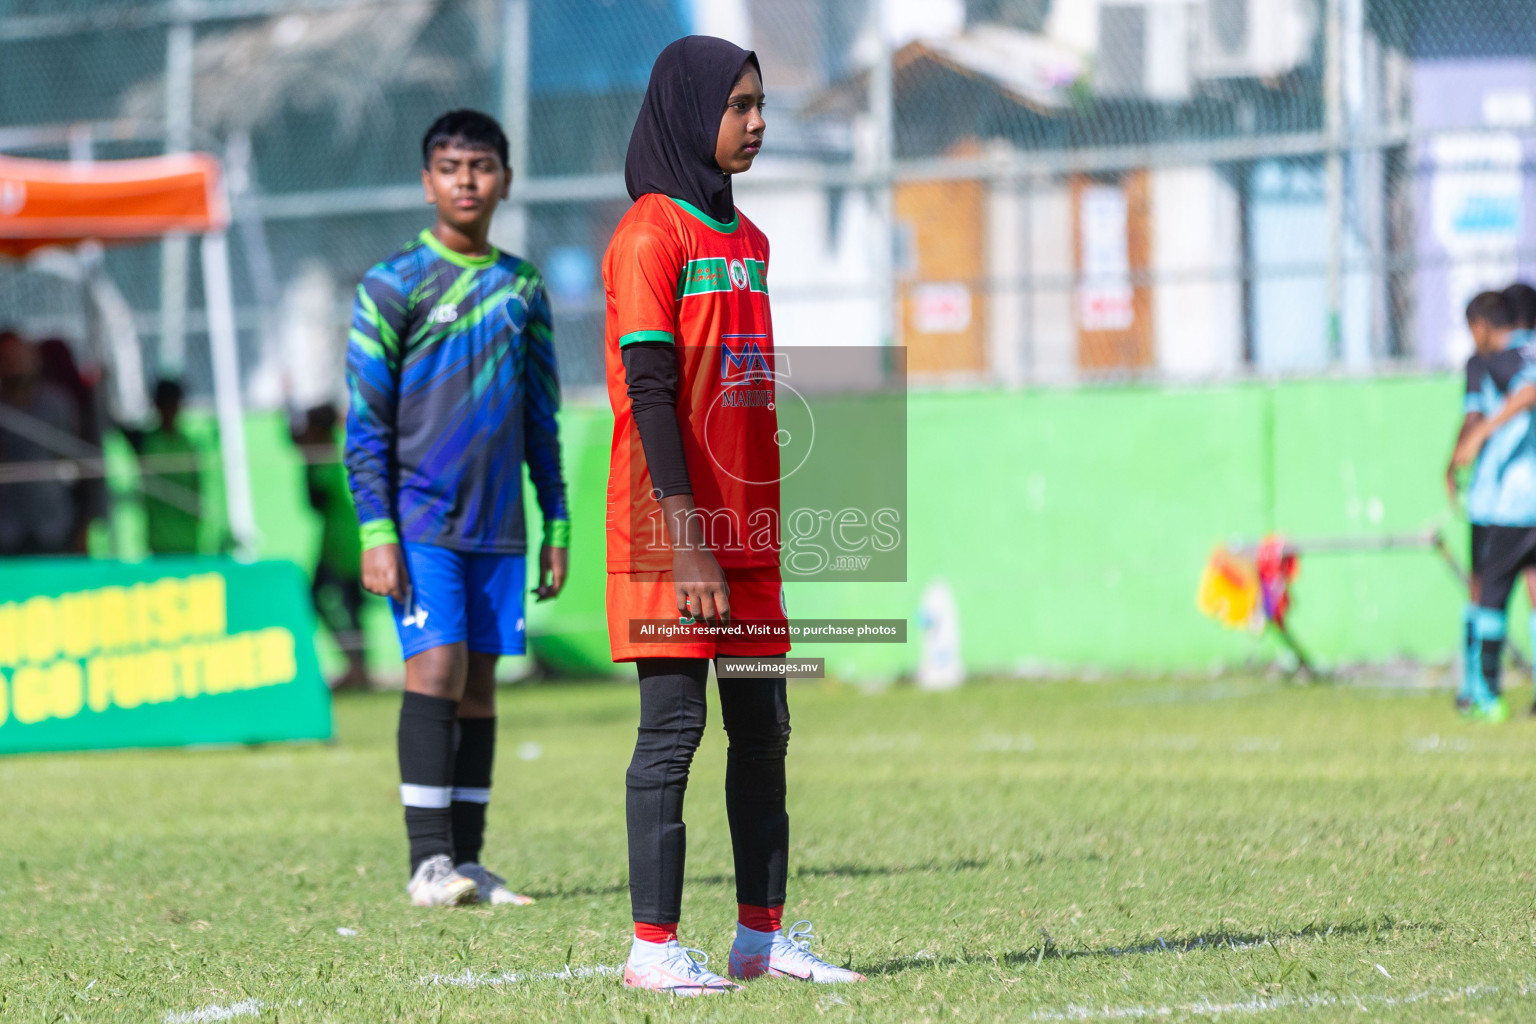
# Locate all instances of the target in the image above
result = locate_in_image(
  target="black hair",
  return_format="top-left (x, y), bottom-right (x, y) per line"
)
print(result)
top-left (421, 110), bottom-right (509, 170)
top-left (154, 377), bottom-right (185, 407)
top-left (1504, 283), bottom-right (1536, 330)
top-left (1467, 291), bottom-right (1516, 328)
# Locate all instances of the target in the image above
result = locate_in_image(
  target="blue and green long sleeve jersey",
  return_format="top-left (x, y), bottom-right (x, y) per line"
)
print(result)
top-left (345, 229), bottom-right (569, 555)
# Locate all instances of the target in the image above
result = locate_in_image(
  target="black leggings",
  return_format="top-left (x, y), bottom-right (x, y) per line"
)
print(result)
top-left (626, 657), bottom-right (790, 925)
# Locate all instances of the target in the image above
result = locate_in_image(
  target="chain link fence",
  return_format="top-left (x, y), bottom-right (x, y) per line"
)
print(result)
top-left (2, 0), bottom-right (1535, 406)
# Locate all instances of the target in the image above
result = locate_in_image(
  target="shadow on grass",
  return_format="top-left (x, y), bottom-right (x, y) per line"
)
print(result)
top-left (526, 857), bottom-right (992, 901)
top-left (857, 915), bottom-right (1438, 978)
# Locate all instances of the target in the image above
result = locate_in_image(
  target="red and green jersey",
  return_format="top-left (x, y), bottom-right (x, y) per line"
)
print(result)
top-left (603, 193), bottom-right (780, 572)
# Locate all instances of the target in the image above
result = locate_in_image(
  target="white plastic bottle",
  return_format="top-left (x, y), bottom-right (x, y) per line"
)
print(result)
top-left (917, 579), bottom-right (964, 691)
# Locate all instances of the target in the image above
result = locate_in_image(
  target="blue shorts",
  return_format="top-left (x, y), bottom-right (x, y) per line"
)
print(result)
top-left (389, 543), bottom-right (527, 660)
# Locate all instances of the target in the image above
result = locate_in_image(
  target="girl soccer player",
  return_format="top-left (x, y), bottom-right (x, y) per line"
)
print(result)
top-left (602, 36), bottom-right (865, 995)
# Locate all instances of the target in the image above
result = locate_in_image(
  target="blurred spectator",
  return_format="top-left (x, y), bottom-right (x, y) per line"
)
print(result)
top-left (294, 403), bottom-right (371, 691)
top-left (0, 329), bottom-right (81, 555)
top-left (35, 337), bottom-right (106, 552)
top-left (123, 378), bottom-right (203, 555)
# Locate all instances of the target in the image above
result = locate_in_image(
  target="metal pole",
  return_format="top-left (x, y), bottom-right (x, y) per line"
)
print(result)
top-left (496, 0), bottom-right (530, 255)
top-left (225, 130), bottom-right (282, 360)
top-left (1021, 170), bottom-right (1035, 382)
top-left (1340, 0), bottom-right (1374, 364)
top-left (869, 0), bottom-right (896, 349)
top-left (200, 231), bottom-right (259, 557)
top-left (160, 10), bottom-right (194, 376)
top-left (1323, 0), bottom-right (1344, 363)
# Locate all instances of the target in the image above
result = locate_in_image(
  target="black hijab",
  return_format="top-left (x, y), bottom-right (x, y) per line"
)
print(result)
top-left (625, 36), bottom-right (760, 225)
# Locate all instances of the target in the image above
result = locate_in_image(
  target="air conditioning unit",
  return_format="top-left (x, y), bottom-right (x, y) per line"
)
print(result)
top-left (1193, 0), bottom-right (1315, 80)
top-left (1095, 1), bottom-right (1192, 101)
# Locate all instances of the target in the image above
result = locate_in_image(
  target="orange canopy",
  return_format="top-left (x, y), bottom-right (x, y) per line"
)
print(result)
top-left (0, 153), bottom-right (228, 257)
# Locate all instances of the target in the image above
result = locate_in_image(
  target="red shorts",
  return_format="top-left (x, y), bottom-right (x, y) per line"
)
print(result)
top-left (606, 565), bottom-right (791, 661)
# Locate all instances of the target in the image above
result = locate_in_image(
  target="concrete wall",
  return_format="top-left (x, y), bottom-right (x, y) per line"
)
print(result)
top-left (1025, 179), bottom-right (1078, 383)
top-left (735, 175), bottom-right (884, 351)
top-left (1150, 165), bottom-right (1244, 378)
top-left (1250, 160), bottom-right (1330, 372)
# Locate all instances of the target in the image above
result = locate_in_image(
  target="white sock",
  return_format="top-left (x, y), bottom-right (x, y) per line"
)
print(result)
top-left (734, 921), bottom-right (775, 956)
top-left (628, 936), bottom-right (678, 964)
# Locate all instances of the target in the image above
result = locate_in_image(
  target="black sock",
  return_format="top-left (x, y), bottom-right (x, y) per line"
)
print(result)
top-left (451, 717), bottom-right (496, 866)
top-left (398, 691), bottom-right (459, 875)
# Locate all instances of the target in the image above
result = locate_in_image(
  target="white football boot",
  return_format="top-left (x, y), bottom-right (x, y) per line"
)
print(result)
top-left (406, 854), bottom-right (478, 907)
top-left (623, 938), bottom-right (740, 996)
top-left (728, 920), bottom-right (866, 983)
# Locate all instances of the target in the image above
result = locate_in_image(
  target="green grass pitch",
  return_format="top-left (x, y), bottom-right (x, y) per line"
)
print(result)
top-left (4, 676), bottom-right (1536, 1022)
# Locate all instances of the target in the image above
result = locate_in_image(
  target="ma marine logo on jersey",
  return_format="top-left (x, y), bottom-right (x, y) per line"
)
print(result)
top-left (721, 337), bottom-right (774, 385)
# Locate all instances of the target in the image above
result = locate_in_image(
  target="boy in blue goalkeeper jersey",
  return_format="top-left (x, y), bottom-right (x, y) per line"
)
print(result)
top-left (346, 110), bottom-right (569, 907)
top-left (1453, 290), bottom-right (1536, 722)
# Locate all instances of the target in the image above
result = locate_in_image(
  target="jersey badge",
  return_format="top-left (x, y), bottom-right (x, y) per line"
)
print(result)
top-left (427, 302), bottom-right (459, 325)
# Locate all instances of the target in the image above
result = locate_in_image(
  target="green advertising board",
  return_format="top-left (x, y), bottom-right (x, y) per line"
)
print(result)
top-left (0, 558), bottom-right (332, 755)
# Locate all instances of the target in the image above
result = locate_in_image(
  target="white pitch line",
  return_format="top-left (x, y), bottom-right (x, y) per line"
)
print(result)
top-left (419, 965), bottom-right (621, 988)
top-left (163, 999), bottom-right (261, 1023)
top-left (1028, 983), bottom-right (1522, 1021)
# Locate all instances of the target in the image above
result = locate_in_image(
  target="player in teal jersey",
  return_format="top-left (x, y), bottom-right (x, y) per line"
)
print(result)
top-left (1451, 294), bottom-right (1514, 709)
top-left (346, 110), bottom-right (570, 905)
top-left (1453, 291), bottom-right (1536, 721)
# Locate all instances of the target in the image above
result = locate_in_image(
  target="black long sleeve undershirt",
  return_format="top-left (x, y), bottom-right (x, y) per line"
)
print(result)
top-left (622, 342), bottom-right (693, 498)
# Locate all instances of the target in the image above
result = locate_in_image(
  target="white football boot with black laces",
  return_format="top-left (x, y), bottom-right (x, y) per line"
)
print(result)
top-left (728, 920), bottom-right (866, 983)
